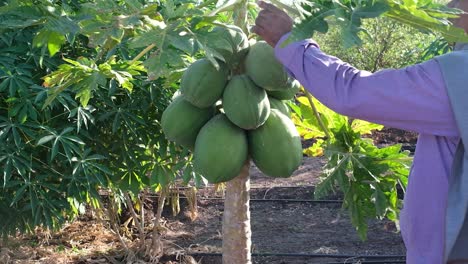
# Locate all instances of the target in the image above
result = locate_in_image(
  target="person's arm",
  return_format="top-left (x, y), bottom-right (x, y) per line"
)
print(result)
top-left (274, 35), bottom-right (458, 137)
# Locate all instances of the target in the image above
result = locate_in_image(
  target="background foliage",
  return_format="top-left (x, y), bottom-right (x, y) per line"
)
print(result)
top-left (316, 18), bottom-right (439, 71)
top-left (0, 0), bottom-right (204, 237)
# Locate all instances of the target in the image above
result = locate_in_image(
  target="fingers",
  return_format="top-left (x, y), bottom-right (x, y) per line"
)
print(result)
top-left (255, 11), bottom-right (268, 24)
top-left (252, 13), bottom-right (268, 36)
top-left (251, 25), bottom-right (265, 36)
top-left (254, 1), bottom-right (292, 47)
top-left (251, 24), bottom-right (274, 46)
top-left (254, 10), bottom-right (269, 33)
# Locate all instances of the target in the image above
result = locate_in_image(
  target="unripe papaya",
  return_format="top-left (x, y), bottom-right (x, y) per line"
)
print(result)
top-left (267, 79), bottom-right (301, 100)
top-left (180, 59), bottom-right (229, 108)
top-left (245, 41), bottom-right (289, 91)
top-left (161, 96), bottom-right (215, 149)
top-left (268, 97), bottom-right (290, 117)
top-left (223, 75), bottom-right (270, 130)
top-left (194, 114), bottom-right (248, 183)
top-left (248, 109), bottom-right (302, 178)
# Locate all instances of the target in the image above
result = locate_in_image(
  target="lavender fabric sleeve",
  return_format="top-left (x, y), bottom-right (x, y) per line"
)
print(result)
top-left (274, 33), bottom-right (458, 137)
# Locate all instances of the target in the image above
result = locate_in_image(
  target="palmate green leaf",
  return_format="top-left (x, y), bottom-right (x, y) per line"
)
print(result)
top-left (71, 149), bottom-right (110, 186)
top-left (315, 153), bottom-right (351, 199)
top-left (351, 119), bottom-right (384, 135)
top-left (0, 0), bottom-right (185, 237)
top-left (23, 180), bottom-right (67, 231)
top-left (36, 127), bottom-right (85, 162)
top-left (114, 170), bottom-right (144, 194)
top-left (291, 98), bottom-right (326, 139)
top-left (130, 21), bottom-right (190, 79)
top-left (341, 23), bottom-right (363, 48)
top-left (78, 0), bottom-right (153, 50)
top-left (68, 105), bottom-right (96, 132)
top-left (145, 47), bottom-right (186, 80)
top-left (0, 199), bottom-right (30, 237)
top-left (182, 165), bottom-right (194, 185)
top-left (293, 115), bottom-right (325, 139)
top-left (168, 2), bottom-right (203, 20)
top-left (10, 184), bottom-right (28, 207)
top-left (74, 72), bottom-right (106, 107)
top-left (0, 145), bottom-right (31, 187)
top-left (151, 165), bottom-right (174, 188)
top-left (0, 52), bottom-right (15, 71)
top-left (419, 37), bottom-right (451, 62)
top-left (372, 185), bottom-right (388, 217)
top-left (103, 102), bottom-right (147, 135)
top-left (309, 106), bottom-right (411, 239)
top-left (33, 29), bottom-right (66, 57)
top-left (304, 139), bottom-right (325, 157)
top-left (167, 33), bottom-right (195, 54)
top-left (119, 111), bottom-right (146, 136)
top-left (0, 5), bottom-right (45, 29)
top-left (284, 12), bottom-right (330, 47)
top-left (7, 96), bottom-right (38, 124)
top-left (351, 142), bottom-right (409, 235)
top-left (98, 59), bottom-right (144, 93)
top-left (43, 57), bottom-right (142, 107)
top-left (3, 3), bottom-right (78, 56)
top-left (285, 0), bottom-right (467, 48)
top-left (337, 1), bottom-right (390, 48)
top-left (0, 118), bottom-right (37, 148)
top-left (0, 70), bottom-right (34, 97)
top-left (37, 135), bottom-right (55, 146)
top-left (385, 3), bottom-right (468, 42)
top-left (191, 26), bottom-right (234, 65)
top-left (345, 184), bottom-right (370, 240)
top-left (129, 24), bottom-right (168, 49)
top-left (352, 1), bottom-right (390, 19)
top-left (295, 96), bottom-right (348, 134)
top-left (128, 1), bottom-right (236, 78)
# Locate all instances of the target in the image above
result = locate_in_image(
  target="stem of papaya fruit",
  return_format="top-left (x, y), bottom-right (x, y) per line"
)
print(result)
top-left (303, 88), bottom-right (331, 141)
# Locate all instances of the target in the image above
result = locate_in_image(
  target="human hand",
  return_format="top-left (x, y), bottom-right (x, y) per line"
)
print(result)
top-left (252, 1), bottom-right (293, 47)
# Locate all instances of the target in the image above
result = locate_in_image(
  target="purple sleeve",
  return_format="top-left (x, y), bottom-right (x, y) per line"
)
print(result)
top-left (274, 34), bottom-right (458, 137)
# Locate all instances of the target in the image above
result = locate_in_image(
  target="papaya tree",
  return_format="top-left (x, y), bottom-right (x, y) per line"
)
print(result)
top-left (157, 0), bottom-right (467, 262)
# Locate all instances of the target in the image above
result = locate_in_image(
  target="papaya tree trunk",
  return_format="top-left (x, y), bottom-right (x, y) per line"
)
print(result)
top-left (222, 160), bottom-right (251, 264)
top-left (222, 2), bottom-right (252, 263)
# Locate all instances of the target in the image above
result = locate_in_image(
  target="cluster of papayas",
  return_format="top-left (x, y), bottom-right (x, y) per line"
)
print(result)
top-left (161, 25), bottom-right (302, 183)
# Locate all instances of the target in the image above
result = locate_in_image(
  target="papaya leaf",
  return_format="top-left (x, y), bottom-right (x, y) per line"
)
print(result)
top-left (351, 119), bottom-right (384, 135)
top-left (283, 0), bottom-right (468, 48)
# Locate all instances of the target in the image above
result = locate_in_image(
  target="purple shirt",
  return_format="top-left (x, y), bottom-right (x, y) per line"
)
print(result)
top-left (274, 34), bottom-right (460, 263)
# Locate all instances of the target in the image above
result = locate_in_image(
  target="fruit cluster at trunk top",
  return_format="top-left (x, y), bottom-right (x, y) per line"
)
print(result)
top-left (161, 25), bottom-right (303, 184)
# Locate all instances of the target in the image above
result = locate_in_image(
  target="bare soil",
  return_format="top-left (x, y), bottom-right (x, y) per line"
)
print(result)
top-left (159, 157), bottom-right (406, 264)
top-left (0, 128), bottom-right (416, 264)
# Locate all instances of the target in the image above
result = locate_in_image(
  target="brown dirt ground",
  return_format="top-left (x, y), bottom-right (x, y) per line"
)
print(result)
top-left (0, 128), bottom-right (416, 264)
